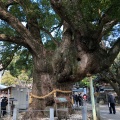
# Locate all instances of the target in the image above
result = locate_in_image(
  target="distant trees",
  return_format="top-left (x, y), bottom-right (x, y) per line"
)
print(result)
top-left (98, 53), bottom-right (120, 96)
top-left (1, 71), bottom-right (16, 86)
top-left (1, 70), bottom-right (32, 86)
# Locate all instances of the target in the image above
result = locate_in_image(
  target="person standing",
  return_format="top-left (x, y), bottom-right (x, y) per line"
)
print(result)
top-left (108, 93), bottom-right (116, 114)
top-left (1, 97), bottom-right (8, 116)
top-left (83, 94), bottom-right (87, 101)
top-left (78, 93), bottom-right (83, 106)
top-left (74, 93), bottom-right (79, 107)
top-left (72, 93), bottom-right (76, 105)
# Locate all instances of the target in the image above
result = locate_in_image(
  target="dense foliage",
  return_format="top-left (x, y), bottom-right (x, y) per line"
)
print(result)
top-left (0, 0), bottom-right (120, 77)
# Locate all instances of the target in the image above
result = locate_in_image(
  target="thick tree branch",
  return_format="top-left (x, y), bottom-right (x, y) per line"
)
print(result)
top-left (108, 38), bottom-right (120, 58)
top-left (51, 20), bottom-right (63, 32)
top-left (50, 0), bottom-right (72, 26)
top-left (98, 20), bottom-right (118, 42)
top-left (5, 0), bottom-right (18, 8)
top-left (0, 0), bottom-right (20, 12)
top-left (0, 34), bottom-right (27, 46)
top-left (98, 72), bottom-right (120, 95)
top-left (0, 6), bottom-right (42, 55)
top-left (50, 0), bottom-right (87, 35)
top-left (16, 0), bottom-right (42, 41)
top-left (103, 20), bottom-right (118, 34)
top-left (0, 7), bottom-right (32, 42)
top-left (101, 38), bottom-right (120, 69)
top-left (109, 80), bottom-right (120, 94)
top-left (97, 3), bottom-right (119, 42)
top-left (98, 1), bottom-right (118, 30)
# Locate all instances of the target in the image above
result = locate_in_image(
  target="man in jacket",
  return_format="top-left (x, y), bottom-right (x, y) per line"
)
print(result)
top-left (108, 93), bottom-right (116, 114)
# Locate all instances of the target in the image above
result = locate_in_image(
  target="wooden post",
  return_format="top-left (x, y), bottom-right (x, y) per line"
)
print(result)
top-left (82, 100), bottom-right (87, 120)
top-left (50, 108), bottom-right (54, 120)
top-left (8, 89), bottom-right (10, 115)
top-left (54, 91), bottom-right (56, 98)
top-left (13, 107), bottom-right (18, 120)
top-left (96, 103), bottom-right (100, 120)
top-left (0, 90), bottom-right (2, 118)
top-left (0, 70), bottom-right (2, 118)
top-left (90, 77), bottom-right (97, 120)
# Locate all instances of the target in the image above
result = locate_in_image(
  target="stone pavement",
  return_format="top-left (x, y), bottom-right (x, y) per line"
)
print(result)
top-left (100, 104), bottom-right (120, 120)
top-left (87, 103), bottom-right (120, 120)
top-left (1, 103), bottom-right (120, 120)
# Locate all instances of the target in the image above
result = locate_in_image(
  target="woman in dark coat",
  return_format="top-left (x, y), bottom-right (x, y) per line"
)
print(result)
top-left (1, 97), bottom-right (8, 116)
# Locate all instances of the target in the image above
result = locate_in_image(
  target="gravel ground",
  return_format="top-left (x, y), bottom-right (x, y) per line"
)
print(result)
top-left (1, 109), bottom-right (92, 120)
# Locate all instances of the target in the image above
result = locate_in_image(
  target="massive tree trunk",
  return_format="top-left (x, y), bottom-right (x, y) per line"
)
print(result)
top-left (23, 45), bottom-right (73, 119)
top-left (50, 0), bottom-right (120, 83)
top-left (23, 46), bottom-right (55, 119)
top-left (52, 22), bottom-right (120, 83)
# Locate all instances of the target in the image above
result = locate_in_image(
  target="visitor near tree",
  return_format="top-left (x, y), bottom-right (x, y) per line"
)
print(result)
top-left (74, 93), bottom-right (79, 107)
top-left (72, 93), bottom-right (76, 105)
top-left (83, 94), bottom-right (87, 101)
top-left (108, 92), bottom-right (116, 114)
top-left (78, 93), bottom-right (83, 106)
top-left (1, 97), bottom-right (8, 116)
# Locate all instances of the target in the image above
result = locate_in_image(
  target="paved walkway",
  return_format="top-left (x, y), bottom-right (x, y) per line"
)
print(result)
top-left (86, 103), bottom-right (120, 120)
top-left (100, 104), bottom-right (120, 120)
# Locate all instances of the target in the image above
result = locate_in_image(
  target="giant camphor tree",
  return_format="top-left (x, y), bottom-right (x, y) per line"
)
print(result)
top-left (0, 0), bottom-right (120, 119)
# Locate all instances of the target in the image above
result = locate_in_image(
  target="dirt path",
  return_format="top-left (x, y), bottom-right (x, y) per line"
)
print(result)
top-left (1, 106), bottom-right (92, 120)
